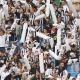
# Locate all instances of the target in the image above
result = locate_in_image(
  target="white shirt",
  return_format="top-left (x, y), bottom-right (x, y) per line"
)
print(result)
top-left (63, 5), bottom-right (69, 13)
top-left (0, 34), bottom-right (6, 47)
top-left (45, 68), bottom-right (53, 76)
top-left (1, 71), bottom-right (10, 80)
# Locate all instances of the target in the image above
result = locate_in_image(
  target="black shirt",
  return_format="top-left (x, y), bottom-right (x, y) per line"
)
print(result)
top-left (31, 74), bottom-right (40, 80)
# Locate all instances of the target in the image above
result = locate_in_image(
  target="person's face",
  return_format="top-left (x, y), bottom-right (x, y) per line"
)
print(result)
top-left (35, 55), bottom-right (39, 60)
top-left (36, 71), bottom-right (40, 76)
top-left (62, 1), bottom-right (66, 5)
top-left (14, 55), bottom-right (18, 60)
top-left (39, 0), bottom-right (42, 2)
top-left (20, 8), bottom-right (23, 13)
top-left (71, 46), bottom-right (76, 50)
top-left (18, 62), bottom-right (22, 67)
top-left (60, 62), bottom-right (64, 68)
top-left (50, 0), bottom-right (54, 2)
top-left (40, 10), bottom-right (43, 14)
top-left (46, 46), bottom-right (49, 50)
top-left (0, 6), bottom-right (2, 10)
top-left (54, 5), bottom-right (58, 10)
top-left (65, 12), bottom-right (69, 15)
top-left (0, 52), bottom-right (2, 56)
top-left (34, 21), bottom-right (39, 26)
top-left (78, 28), bottom-right (80, 33)
top-left (8, 22), bottom-right (12, 27)
top-left (30, 8), bottom-right (34, 13)
top-left (44, 54), bottom-right (48, 59)
top-left (32, 63), bottom-right (36, 67)
top-left (4, 69), bottom-right (8, 72)
top-left (23, 42), bottom-right (27, 47)
top-left (43, 29), bottom-right (47, 33)
top-left (30, 37), bottom-right (32, 41)
top-left (57, 17), bottom-right (61, 22)
top-left (66, 30), bottom-right (71, 37)
top-left (8, 7), bottom-right (11, 12)
top-left (29, 49), bottom-right (32, 53)
top-left (51, 62), bottom-right (54, 67)
top-left (17, 1), bottom-right (21, 6)
top-left (28, 56), bottom-right (31, 61)
top-left (0, 31), bottom-right (4, 36)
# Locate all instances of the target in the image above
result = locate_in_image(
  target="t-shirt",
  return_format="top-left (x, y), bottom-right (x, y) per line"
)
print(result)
top-left (31, 74), bottom-right (40, 80)
top-left (0, 34), bottom-right (6, 47)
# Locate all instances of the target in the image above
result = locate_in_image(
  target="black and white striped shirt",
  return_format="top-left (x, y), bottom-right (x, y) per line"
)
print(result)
top-left (29, 13), bottom-right (35, 26)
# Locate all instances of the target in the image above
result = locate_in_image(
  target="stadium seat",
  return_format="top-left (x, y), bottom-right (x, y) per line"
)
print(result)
top-left (71, 72), bottom-right (78, 78)
top-left (67, 65), bottom-right (71, 73)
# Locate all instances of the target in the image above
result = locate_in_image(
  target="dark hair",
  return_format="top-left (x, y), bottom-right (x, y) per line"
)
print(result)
top-left (66, 27), bottom-right (70, 31)
top-left (47, 63), bottom-right (51, 68)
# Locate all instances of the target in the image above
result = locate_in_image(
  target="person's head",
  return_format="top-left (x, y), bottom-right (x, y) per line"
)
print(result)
top-left (59, 62), bottom-right (64, 69)
top-left (36, 70), bottom-right (40, 76)
top-left (47, 63), bottom-right (51, 68)
top-left (57, 16), bottom-right (62, 23)
top-left (65, 11), bottom-right (69, 15)
top-left (26, 0), bottom-right (32, 3)
top-left (54, 4), bottom-right (58, 10)
top-left (50, 0), bottom-right (54, 3)
top-left (8, 7), bottom-right (12, 13)
top-left (19, 8), bottom-right (24, 14)
top-left (70, 44), bottom-right (76, 50)
top-left (72, 78), bottom-right (76, 80)
top-left (4, 67), bottom-right (9, 72)
top-left (44, 54), bottom-right (48, 59)
top-left (35, 55), bottom-right (39, 61)
top-left (30, 8), bottom-right (34, 14)
top-left (66, 28), bottom-right (71, 37)
top-left (22, 42), bottom-right (27, 48)
top-left (34, 20), bottom-right (39, 26)
top-left (46, 45), bottom-right (50, 50)
top-left (0, 4), bottom-right (3, 10)
top-left (43, 28), bottom-right (47, 33)
top-left (17, 1), bottom-right (22, 6)
top-left (61, 0), bottom-right (67, 5)
top-left (40, 10), bottom-right (45, 14)
top-left (29, 48), bottom-right (32, 53)
top-left (17, 61), bottom-right (22, 67)
top-left (13, 55), bottom-right (18, 61)
top-left (40, 48), bottom-right (44, 53)
top-left (39, 0), bottom-right (43, 2)
top-left (30, 37), bottom-right (33, 41)
top-left (0, 50), bottom-right (4, 56)
top-left (7, 2), bottom-right (12, 7)
top-left (32, 62), bottom-right (37, 68)
top-left (77, 26), bottom-right (80, 34)
top-left (8, 21), bottom-right (12, 27)
top-left (0, 28), bottom-right (4, 36)
top-left (50, 62), bottom-right (54, 67)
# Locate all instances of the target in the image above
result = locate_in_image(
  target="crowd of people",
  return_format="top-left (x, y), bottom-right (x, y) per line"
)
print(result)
top-left (0, 0), bottom-right (80, 80)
